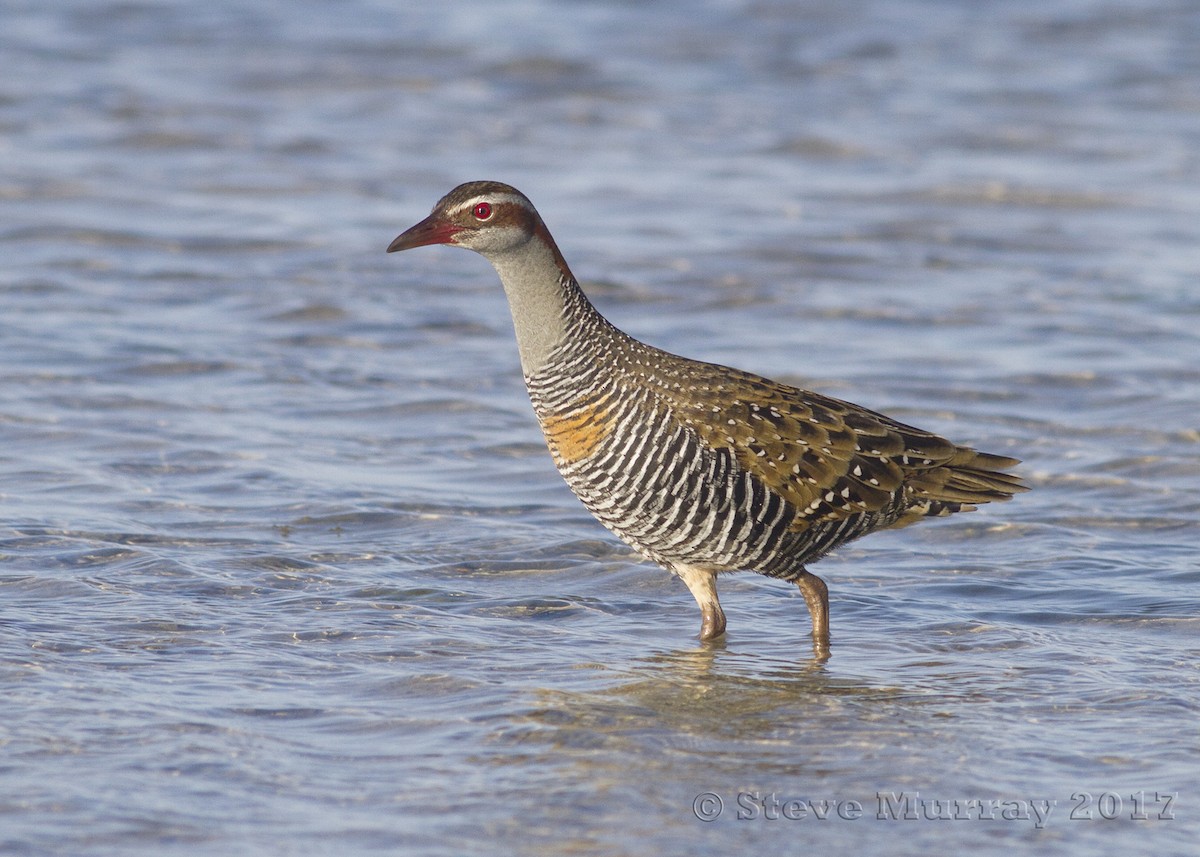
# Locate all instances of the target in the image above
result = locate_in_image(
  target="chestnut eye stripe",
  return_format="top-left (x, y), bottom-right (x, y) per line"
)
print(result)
top-left (451, 192), bottom-right (529, 222)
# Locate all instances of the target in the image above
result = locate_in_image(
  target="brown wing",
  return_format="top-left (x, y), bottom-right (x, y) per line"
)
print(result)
top-left (655, 360), bottom-right (1025, 532)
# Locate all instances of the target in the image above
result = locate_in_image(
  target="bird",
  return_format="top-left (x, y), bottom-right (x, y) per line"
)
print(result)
top-left (387, 180), bottom-right (1026, 655)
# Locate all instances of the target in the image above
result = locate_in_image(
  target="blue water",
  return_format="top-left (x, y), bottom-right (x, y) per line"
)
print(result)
top-left (2, 1), bottom-right (1198, 854)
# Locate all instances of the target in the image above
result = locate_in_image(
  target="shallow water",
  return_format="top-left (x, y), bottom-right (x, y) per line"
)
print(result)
top-left (2, 0), bottom-right (1198, 854)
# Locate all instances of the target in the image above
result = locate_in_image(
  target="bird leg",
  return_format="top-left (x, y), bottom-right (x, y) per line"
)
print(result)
top-left (675, 565), bottom-right (726, 641)
top-left (796, 569), bottom-right (831, 658)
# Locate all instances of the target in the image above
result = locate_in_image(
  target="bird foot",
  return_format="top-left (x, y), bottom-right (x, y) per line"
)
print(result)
top-left (797, 570), bottom-right (831, 660)
top-left (676, 565), bottom-right (726, 642)
top-left (699, 604), bottom-right (727, 641)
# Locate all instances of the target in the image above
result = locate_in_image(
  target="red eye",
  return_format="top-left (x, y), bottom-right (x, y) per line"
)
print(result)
top-left (472, 202), bottom-right (493, 220)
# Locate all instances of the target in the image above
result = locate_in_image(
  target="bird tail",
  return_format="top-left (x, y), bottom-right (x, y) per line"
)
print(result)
top-left (894, 449), bottom-right (1028, 526)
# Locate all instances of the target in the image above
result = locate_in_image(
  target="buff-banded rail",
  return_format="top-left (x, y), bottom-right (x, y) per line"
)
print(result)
top-left (388, 181), bottom-right (1026, 656)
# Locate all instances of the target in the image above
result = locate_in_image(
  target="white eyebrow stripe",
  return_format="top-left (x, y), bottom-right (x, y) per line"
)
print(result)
top-left (449, 192), bottom-right (527, 216)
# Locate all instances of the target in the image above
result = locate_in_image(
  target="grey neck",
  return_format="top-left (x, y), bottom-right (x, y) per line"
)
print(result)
top-left (484, 238), bottom-right (577, 377)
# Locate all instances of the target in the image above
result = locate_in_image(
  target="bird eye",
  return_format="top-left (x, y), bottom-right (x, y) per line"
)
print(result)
top-left (472, 202), bottom-right (493, 220)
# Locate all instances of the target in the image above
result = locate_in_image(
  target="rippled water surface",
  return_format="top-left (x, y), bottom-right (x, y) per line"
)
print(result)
top-left (2, 1), bottom-right (1199, 854)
